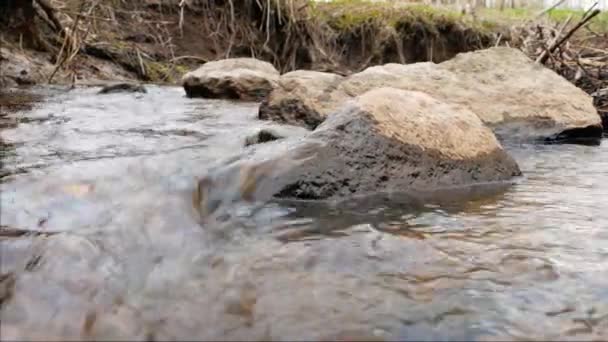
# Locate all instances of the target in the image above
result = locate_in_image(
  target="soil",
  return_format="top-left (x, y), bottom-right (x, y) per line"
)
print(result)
top-left (0, 1), bottom-right (605, 125)
top-left (0, 0), bottom-right (499, 86)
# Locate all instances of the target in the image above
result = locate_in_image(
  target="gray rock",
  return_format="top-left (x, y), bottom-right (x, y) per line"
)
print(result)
top-left (194, 87), bottom-right (521, 210)
top-left (244, 125), bottom-right (310, 147)
top-left (182, 58), bottom-right (279, 101)
top-left (258, 70), bottom-right (344, 129)
top-left (258, 47), bottom-right (602, 141)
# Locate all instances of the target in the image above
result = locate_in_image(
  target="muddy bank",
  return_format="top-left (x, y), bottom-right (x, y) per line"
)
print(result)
top-left (0, 0), bottom-right (604, 122)
top-left (0, 0), bottom-right (497, 87)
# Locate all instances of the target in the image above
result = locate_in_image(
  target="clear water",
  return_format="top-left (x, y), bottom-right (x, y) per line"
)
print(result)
top-left (1, 86), bottom-right (607, 341)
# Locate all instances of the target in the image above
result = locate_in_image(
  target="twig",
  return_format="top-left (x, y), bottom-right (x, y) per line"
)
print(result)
top-left (136, 48), bottom-right (146, 77)
top-left (179, 0), bottom-right (186, 37)
top-left (170, 55), bottom-right (208, 63)
top-left (48, 1), bottom-right (86, 83)
top-left (495, 33), bottom-right (503, 47)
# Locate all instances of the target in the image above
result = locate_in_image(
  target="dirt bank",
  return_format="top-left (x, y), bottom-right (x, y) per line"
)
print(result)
top-left (0, 0), bottom-right (605, 123)
top-left (0, 0), bottom-right (498, 86)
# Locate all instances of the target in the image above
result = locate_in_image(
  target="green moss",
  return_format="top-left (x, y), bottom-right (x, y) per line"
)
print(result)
top-left (312, 0), bottom-right (485, 32)
top-left (173, 64), bottom-right (190, 76)
top-left (145, 61), bottom-right (171, 83)
top-left (143, 62), bottom-right (190, 84)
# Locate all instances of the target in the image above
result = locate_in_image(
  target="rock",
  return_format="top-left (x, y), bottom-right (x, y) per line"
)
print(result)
top-left (258, 70), bottom-right (345, 129)
top-left (182, 58), bottom-right (279, 101)
top-left (258, 47), bottom-right (602, 141)
top-left (439, 47), bottom-right (602, 141)
top-left (207, 88), bottom-right (520, 203)
top-left (244, 125), bottom-right (310, 147)
top-left (272, 87), bottom-right (521, 199)
top-left (97, 83), bottom-right (147, 94)
top-left (0, 48), bottom-right (46, 86)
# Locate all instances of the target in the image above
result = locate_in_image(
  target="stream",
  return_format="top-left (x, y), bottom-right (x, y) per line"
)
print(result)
top-left (1, 85), bottom-right (608, 341)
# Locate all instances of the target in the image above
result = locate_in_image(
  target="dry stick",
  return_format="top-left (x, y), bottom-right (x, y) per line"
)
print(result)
top-left (169, 55), bottom-right (208, 63)
top-left (495, 33), bottom-right (503, 47)
top-left (179, 0), bottom-right (186, 37)
top-left (136, 48), bottom-right (146, 78)
top-left (225, 0), bottom-right (236, 58)
top-left (48, 1), bottom-right (86, 83)
top-left (536, 9), bottom-right (601, 65)
top-left (542, 13), bottom-right (574, 57)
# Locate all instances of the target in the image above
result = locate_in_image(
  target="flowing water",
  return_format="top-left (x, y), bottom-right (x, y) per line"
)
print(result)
top-left (1, 86), bottom-right (608, 341)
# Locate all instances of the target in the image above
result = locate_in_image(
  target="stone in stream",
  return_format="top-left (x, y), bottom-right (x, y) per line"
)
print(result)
top-left (258, 70), bottom-right (345, 129)
top-left (97, 83), bottom-right (147, 94)
top-left (182, 58), bottom-right (279, 101)
top-left (195, 87), bottom-right (520, 206)
top-left (258, 47), bottom-right (602, 142)
top-left (244, 125), bottom-right (310, 147)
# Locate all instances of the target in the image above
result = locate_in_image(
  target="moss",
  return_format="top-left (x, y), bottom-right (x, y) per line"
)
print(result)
top-left (143, 62), bottom-right (190, 84)
top-left (173, 64), bottom-right (190, 77)
top-left (145, 61), bottom-right (171, 83)
top-left (312, 1), bottom-right (495, 35)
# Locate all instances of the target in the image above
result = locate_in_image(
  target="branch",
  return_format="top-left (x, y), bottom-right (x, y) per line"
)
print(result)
top-left (536, 9), bottom-right (601, 65)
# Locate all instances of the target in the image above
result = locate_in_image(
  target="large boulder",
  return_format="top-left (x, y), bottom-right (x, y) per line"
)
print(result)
top-left (438, 47), bottom-right (602, 141)
top-left (195, 88), bottom-right (520, 213)
top-left (182, 58), bottom-right (279, 101)
top-left (258, 47), bottom-right (602, 141)
top-left (258, 70), bottom-right (345, 129)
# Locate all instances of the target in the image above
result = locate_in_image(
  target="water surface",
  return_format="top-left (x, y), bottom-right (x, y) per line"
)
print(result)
top-left (1, 86), bottom-right (607, 341)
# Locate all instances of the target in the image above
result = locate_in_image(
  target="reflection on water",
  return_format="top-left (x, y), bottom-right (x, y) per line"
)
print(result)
top-left (1, 86), bottom-right (608, 341)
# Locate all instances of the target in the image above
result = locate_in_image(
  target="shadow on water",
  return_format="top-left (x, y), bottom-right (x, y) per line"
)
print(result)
top-left (272, 182), bottom-right (513, 242)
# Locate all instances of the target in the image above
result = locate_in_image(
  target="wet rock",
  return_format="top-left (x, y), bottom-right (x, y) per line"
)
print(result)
top-left (600, 111), bottom-right (608, 132)
top-left (182, 58), bottom-right (279, 101)
top-left (0, 48), bottom-right (46, 86)
top-left (272, 87), bottom-right (521, 200)
top-left (210, 88), bottom-right (520, 203)
top-left (258, 70), bottom-right (344, 129)
top-left (97, 83), bottom-right (147, 94)
top-left (1, 47), bottom-right (136, 87)
top-left (259, 47), bottom-right (602, 141)
top-left (244, 125), bottom-right (310, 147)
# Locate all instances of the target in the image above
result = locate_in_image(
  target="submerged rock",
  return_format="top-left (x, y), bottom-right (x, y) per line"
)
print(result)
top-left (97, 83), bottom-right (147, 94)
top-left (244, 125), bottom-right (310, 147)
top-left (204, 88), bottom-right (520, 204)
top-left (182, 58), bottom-right (279, 101)
top-left (258, 70), bottom-right (345, 129)
top-left (259, 47), bottom-right (602, 141)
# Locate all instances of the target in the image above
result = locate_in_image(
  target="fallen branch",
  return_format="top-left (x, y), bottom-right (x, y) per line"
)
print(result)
top-left (169, 55), bottom-right (208, 63)
top-left (536, 9), bottom-right (601, 64)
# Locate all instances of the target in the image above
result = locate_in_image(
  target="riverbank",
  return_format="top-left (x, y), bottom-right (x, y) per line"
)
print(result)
top-left (0, 1), bottom-right (606, 120)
